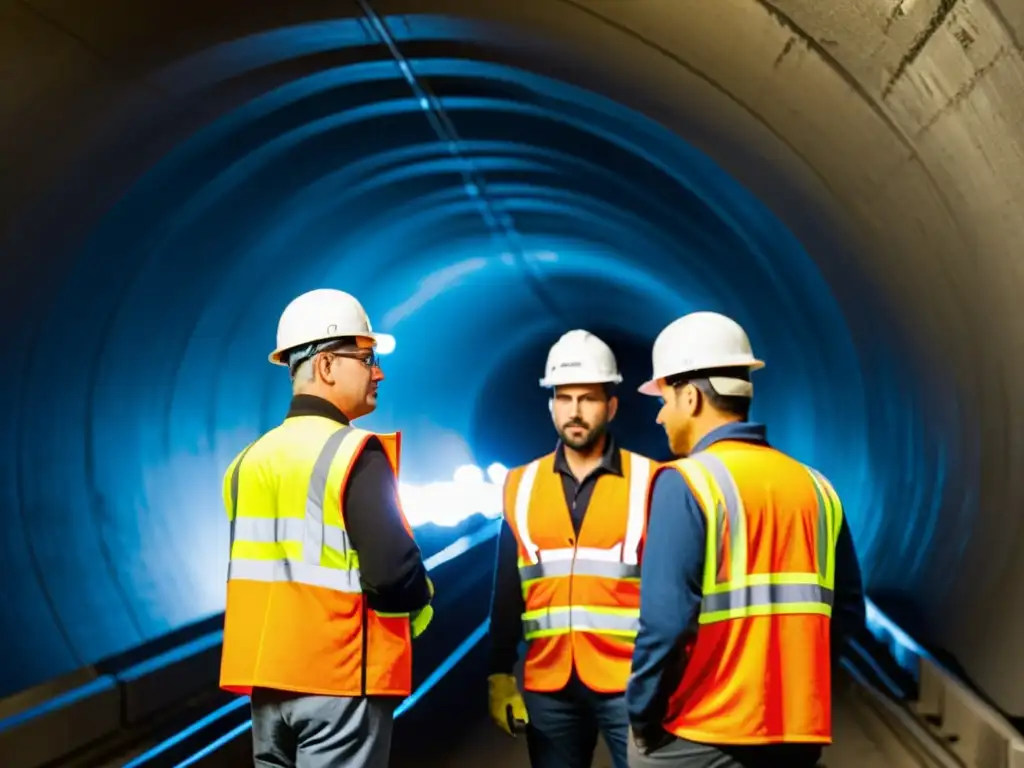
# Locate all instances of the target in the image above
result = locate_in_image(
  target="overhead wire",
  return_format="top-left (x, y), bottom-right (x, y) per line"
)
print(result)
top-left (356, 0), bottom-right (573, 327)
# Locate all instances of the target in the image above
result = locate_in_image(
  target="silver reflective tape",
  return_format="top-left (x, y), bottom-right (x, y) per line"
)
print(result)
top-left (228, 558), bottom-right (362, 593)
top-left (513, 460), bottom-right (542, 562)
top-left (230, 450), bottom-right (247, 515)
top-left (228, 443), bottom-right (255, 551)
top-left (231, 516), bottom-right (353, 553)
top-left (715, 499), bottom-right (727, 579)
top-left (324, 525), bottom-right (350, 553)
top-left (701, 582), bottom-right (833, 614)
top-left (572, 546), bottom-right (627, 562)
top-left (304, 426), bottom-right (352, 563)
top-left (519, 559), bottom-right (640, 582)
top-left (233, 516), bottom-right (304, 541)
top-left (807, 467), bottom-right (832, 581)
top-left (522, 606), bottom-right (639, 636)
top-left (622, 453), bottom-right (650, 566)
top-left (537, 547), bottom-right (577, 561)
top-left (691, 452), bottom-right (744, 585)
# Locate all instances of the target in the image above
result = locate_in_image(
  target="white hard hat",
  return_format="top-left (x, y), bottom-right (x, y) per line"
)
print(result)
top-left (638, 311), bottom-right (764, 397)
top-left (539, 330), bottom-right (623, 388)
top-left (269, 288), bottom-right (395, 366)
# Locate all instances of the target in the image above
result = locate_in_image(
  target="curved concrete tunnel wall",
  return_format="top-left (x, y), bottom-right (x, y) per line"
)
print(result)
top-left (1, 0), bottom-right (1022, 714)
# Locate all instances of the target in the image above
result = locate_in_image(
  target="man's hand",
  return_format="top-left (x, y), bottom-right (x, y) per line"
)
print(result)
top-left (631, 725), bottom-right (674, 755)
top-left (488, 674), bottom-right (529, 737)
top-left (410, 577), bottom-right (435, 638)
top-left (410, 605), bottom-right (433, 638)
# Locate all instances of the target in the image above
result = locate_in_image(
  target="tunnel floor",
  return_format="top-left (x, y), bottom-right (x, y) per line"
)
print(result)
top-left (390, 674), bottom-right (917, 768)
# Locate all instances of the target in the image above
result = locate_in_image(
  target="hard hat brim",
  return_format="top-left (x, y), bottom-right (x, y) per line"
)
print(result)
top-left (637, 359), bottom-right (765, 396)
top-left (539, 373), bottom-right (624, 388)
top-left (637, 378), bottom-right (662, 396)
top-left (268, 331), bottom-right (396, 366)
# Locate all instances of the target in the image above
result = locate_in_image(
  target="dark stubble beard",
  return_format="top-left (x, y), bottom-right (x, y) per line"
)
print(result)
top-left (558, 418), bottom-right (608, 452)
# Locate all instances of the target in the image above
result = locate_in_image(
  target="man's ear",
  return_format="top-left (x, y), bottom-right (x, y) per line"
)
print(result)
top-left (607, 395), bottom-right (619, 422)
top-left (684, 383), bottom-right (702, 417)
top-left (317, 353), bottom-right (336, 386)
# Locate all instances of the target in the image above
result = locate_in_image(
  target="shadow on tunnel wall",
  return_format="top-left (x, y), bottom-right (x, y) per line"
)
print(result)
top-left (2, 0), bottom-right (1022, 718)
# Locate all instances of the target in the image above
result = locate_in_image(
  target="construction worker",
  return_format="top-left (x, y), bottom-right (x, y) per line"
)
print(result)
top-left (219, 288), bottom-right (435, 768)
top-left (487, 330), bottom-right (658, 768)
top-left (626, 311), bottom-right (866, 768)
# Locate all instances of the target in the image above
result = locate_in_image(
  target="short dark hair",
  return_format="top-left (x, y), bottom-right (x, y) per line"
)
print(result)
top-left (664, 366), bottom-right (751, 420)
top-left (287, 336), bottom-right (358, 375)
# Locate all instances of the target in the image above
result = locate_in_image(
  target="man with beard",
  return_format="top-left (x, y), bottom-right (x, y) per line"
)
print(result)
top-left (486, 329), bottom-right (658, 768)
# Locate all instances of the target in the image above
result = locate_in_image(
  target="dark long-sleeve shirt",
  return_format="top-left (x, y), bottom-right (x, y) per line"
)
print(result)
top-left (488, 435), bottom-right (623, 676)
top-left (626, 421), bottom-right (866, 733)
top-left (287, 395), bottom-right (431, 615)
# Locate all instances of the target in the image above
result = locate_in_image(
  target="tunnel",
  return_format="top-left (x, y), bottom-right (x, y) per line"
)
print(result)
top-left (2, 0), bottom-right (1024, 764)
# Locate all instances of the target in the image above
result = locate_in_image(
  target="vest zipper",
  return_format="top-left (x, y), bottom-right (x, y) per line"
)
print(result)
top-left (361, 599), bottom-right (368, 695)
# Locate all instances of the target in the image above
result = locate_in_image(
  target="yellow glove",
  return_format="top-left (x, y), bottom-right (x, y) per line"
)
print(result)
top-left (488, 673), bottom-right (529, 736)
top-left (410, 604), bottom-right (433, 638)
top-left (410, 577), bottom-right (435, 639)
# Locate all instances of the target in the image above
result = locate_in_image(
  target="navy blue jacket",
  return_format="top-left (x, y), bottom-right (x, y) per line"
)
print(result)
top-left (625, 422), bottom-right (866, 733)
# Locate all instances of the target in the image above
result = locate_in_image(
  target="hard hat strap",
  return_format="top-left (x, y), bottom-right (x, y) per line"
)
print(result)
top-left (707, 377), bottom-right (754, 398)
top-left (665, 366), bottom-right (754, 399)
top-left (287, 337), bottom-right (359, 377)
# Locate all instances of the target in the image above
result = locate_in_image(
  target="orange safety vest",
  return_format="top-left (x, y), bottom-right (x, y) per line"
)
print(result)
top-left (660, 439), bottom-right (843, 745)
top-left (504, 449), bottom-right (655, 694)
top-left (219, 415), bottom-right (415, 698)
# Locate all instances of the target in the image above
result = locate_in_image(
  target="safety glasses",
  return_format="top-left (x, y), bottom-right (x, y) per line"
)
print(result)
top-left (328, 348), bottom-right (380, 370)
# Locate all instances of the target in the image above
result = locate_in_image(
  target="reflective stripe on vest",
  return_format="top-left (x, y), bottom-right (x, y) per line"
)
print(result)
top-left (227, 425), bottom-right (362, 595)
top-left (513, 453), bottom-right (651, 638)
top-left (679, 451), bottom-right (843, 624)
top-left (523, 605), bottom-right (640, 639)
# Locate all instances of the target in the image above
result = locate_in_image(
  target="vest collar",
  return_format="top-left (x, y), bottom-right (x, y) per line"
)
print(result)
top-left (692, 421), bottom-right (768, 454)
top-left (553, 433), bottom-right (623, 477)
top-left (286, 394), bottom-right (350, 425)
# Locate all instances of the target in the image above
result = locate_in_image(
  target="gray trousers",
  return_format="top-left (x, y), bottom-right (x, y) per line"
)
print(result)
top-left (250, 688), bottom-right (397, 767)
top-left (627, 732), bottom-right (822, 768)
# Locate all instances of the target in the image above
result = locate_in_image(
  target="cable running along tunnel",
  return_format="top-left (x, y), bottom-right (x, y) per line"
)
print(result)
top-left (1, 0), bottom-right (1023, 726)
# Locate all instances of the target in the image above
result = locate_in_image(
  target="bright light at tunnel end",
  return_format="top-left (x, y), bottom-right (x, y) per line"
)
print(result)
top-left (400, 462), bottom-right (507, 528)
top-left (375, 333), bottom-right (397, 355)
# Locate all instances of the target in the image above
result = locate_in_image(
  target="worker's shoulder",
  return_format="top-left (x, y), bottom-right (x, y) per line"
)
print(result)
top-left (753, 446), bottom-right (838, 491)
top-left (349, 429), bottom-right (384, 452)
top-left (797, 459), bottom-right (841, 499)
top-left (649, 461), bottom-right (697, 490)
top-left (232, 418), bottom-right (362, 468)
top-left (619, 448), bottom-right (657, 469)
top-left (652, 454), bottom-right (694, 475)
top-left (646, 458), bottom-right (703, 504)
top-left (618, 446), bottom-right (656, 461)
top-left (226, 423), bottom-right (289, 465)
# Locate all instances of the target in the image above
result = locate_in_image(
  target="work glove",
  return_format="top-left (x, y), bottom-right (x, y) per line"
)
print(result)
top-left (487, 673), bottom-right (529, 736)
top-left (410, 605), bottom-right (433, 638)
top-left (410, 577), bottom-right (435, 639)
